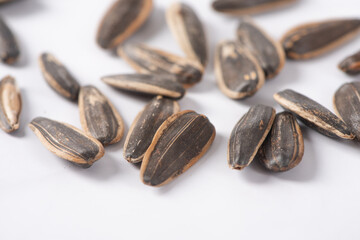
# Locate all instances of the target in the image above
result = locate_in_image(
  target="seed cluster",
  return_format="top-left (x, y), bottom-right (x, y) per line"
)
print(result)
top-left (2, 0), bottom-right (360, 187)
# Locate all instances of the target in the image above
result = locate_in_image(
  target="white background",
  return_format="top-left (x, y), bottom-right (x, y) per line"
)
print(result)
top-left (1, 0), bottom-right (360, 239)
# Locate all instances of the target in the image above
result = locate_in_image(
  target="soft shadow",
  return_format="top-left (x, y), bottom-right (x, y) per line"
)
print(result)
top-left (68, 154), bottom-right (121, 181)
top-left (178, 96), bottom-right (204, 112)
top-left (7, 30), bottom-right (30, 68)
top-left (189, 75), bottom-right (217, 94)
top-left (240, 61), bottom-right (300, 107)
top-left (0, 0), bottom-right (45, 17)
top-left (128, 6), bottom-right (167, 43)
top-left (9, 88), bottom-right (28, 138)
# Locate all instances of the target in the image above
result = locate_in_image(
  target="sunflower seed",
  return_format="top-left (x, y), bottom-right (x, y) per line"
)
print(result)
top-left (256, 112), bottom-right (304, 172)
top-left (29, 117), bottom-right (105, 168)
top-left (274, 89), bottom-right (354, 139)
top-left (166, 2), bottom-right (208, 67)
top-left (215, 40), bottom-right (265, 99)
top-left (101, 74), bottom-right (185, 99)
top-left (333, 82), bottom-right (360, 140)
top-left (79, 85), bottom-right (124, 146)
top-left (212, 0), bottom-right (297, 15)
top-left (237, 17), bottom-right (285, 79)
top-left (38, 53), bottom-right (80, 101)
top-left (124, 96), bottom-right (180, 163)
top-left (96, 0), bottom-right (153, 49)
top-left (140, 110), bottom-right (215, 187)
top-left (0, 76), bottom-right (21, 133)
top-left (118, 43), bottom-right (204, 88)
top-left (228, 104), bottom-right (275, 170)
top-left (0, 16), bottom-right (19, 64)
top-left (282, 19), bottom-right (360, 60)
top-left (338, 51), bottom-right (360, 75)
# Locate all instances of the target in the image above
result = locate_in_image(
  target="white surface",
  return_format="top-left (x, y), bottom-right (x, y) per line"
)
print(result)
top-left (1, 0), bottom-right (360, 239)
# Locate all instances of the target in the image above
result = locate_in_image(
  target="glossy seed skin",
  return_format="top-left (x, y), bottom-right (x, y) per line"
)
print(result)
top-left (256, 112), bottom-right (304, 172)
top-left (274, 89), bottom-right (354, 139)
top-left (334, 82), bottom-right (360, 140)
top-left (101, 74), bottom-right (185, 99)
top-left (124, 96), bottom-right (180, 163)
top-left (339, 51), bottom-right (360, 75)
top-left (212, 0), bottom-right (297, 15)
top-left (79, 85), bottom-right (124, 146)
top-left (38, 53), bottom-right (80, 101)
top-left (215, 40), bottom-right (265, 99)
top-left (140, 110), bottom-right (216, 187)
top-left (0, 17), bottom-right (19, 64)
top-left (29, 117), bottom-right (105, 168)
top-left (237, 18), bottom-right (285, 79)
top-left (118, 43), bottom-right (204, 88)
top-left (97, 0), bottom-right (153, 49)
top-left (282, 19), bottom-right (360, 60)
top-left (166, 2), bottom-right (208, 67)
top-left (228, 104), bottom-right (276, 170)
top-left (0, 76), bottom-right (21, 133)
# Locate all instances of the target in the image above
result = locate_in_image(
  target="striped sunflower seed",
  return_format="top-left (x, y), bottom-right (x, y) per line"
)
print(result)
top-left (215, 40), bottom-right (265, 99)
top-left (333, 82), bottom-right (360, 140)
top-left (338, 51), bottom-right (360, 75)
top-left (79, 85), bottom-right (124, 146)
top-left (0, 76), bottom-right (21, 133)
top-left (118, 43), bottom-right (204, 88)
top-left (256, 112), bottom-right (304, 172)
top-left (140, 110), bottom-right (216, 187)
top-left (124, 96), bottom-right (180, 163)
top-left (237, 17), bottom-right (285, 79)
top-left (212, 0), bottom-right (297, 15)
top-left (97, 0), bottom-right (153, 49)
top-left (101, 74), bottom-right (185, 99)
top-left (0, 16), bottom-right (19, 64)
top-left (228, 104), bottom-right (276, 170)
top-left (281, 19), bottom-right (360, 60)
top-left (274, 89), bottom-right (354, 140)
top-left (166, 2), bottom-right (208, 67)
top-left (29, 117), bottom-right (105, 168)
top-left (38, 53), bottom-right (80, 101)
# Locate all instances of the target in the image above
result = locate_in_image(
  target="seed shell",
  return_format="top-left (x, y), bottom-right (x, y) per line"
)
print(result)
top-left (338, 51), bottom-right (360, 75)
top-left (140, 110), bottom-right (216, 187)
top-left (79, 85), bottom-right (124, 146)
top-left (215, 40), bottom-right (265, 99)
top-left (274, 89), bottom-right (354, 139)
top-left (333, 82), bottom-right (360, 140)
top-left (97, 0), bottom-right (153, 49)
top-left (281, 19), bottom-right (360, 60)
top-left (38, 53), bottom-right (80, 101)
top-left (0, 16), bottom-right (19, 64)
top-left (0, 76), bottom-right (21, 133)
top-left (101, 74), bottom-right (185, 99)
top-left (237, 17), bottom-right (285, 79)
top-left (118, 43), bottom-right (204, 88)
top-left (256, 112), bottom-right (304, 172)
top-left (124, 96), bottom-right (180, 163)
top-left (166, 2), bottom-right (208, 67)
top-left (228, 104), bottom-right (276, 170)
top-left (212, 0), bottom-right (297, 15)
top-left (29, 117), bottom-right (105, 168)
